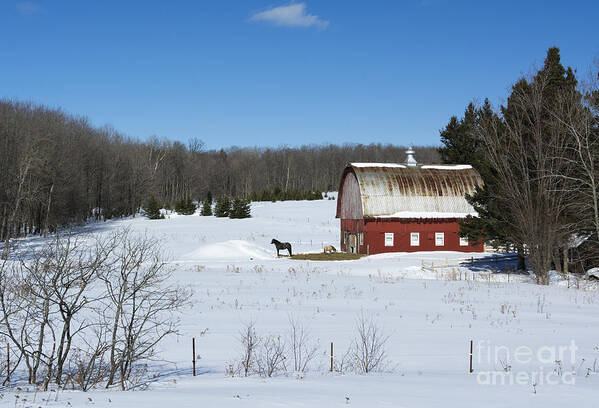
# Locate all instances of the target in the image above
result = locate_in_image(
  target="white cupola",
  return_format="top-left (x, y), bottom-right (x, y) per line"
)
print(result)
top-left (405, 147), bottom-right (417, 167)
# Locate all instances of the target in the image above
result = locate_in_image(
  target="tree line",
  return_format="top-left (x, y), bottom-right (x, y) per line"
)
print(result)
top-left (440, 47), bottom-right (599, 283)
top-left (0, 99), bottom-right (439, 253)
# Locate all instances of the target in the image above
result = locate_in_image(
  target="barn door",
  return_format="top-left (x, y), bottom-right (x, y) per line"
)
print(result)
top-left (349, 234), bottom-right (357, 253)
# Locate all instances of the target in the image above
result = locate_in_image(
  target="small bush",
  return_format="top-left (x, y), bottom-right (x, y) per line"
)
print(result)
top-left (256, 335), bottom-right (287, 377)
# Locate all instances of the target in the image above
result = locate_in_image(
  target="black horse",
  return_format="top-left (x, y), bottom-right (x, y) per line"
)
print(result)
top-left (271, 239), bottom-right (292, 257)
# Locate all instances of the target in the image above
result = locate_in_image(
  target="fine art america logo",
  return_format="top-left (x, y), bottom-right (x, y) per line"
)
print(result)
top-left (475, 340), bottom-right (577, 386)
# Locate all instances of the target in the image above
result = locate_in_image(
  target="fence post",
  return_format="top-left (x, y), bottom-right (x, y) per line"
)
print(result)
top-left (192, 337), bottom-right (196, 376)
top-left (330, 342), bottom-right (334, 372)
top-left (469, 340), bottom-right (473, 374)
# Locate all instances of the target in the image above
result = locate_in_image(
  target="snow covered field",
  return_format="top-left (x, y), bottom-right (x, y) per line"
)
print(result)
top-left (3, 196), bottom-right (599, 407)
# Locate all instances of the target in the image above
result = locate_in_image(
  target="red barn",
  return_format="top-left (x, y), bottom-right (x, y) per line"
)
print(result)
top-left (336, 150), bottom-right (484, 254)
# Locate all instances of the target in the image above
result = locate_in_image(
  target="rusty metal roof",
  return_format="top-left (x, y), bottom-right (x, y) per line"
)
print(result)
top-left (340, 163), bottom-right (483, 218)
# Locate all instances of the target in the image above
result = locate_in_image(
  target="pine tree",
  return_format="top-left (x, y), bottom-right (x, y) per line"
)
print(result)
top-left (143, 196), bottom-right (164, 220)
top-left (200, 198), bottom-right (213, 216)
top-left (456, 47), bottom-right (580, 276)
top-left (174, 198), bottom-right (196, 215)
top-left (438, 102), bottom-right (483, 167)
top-left (214, 195), bottom-right (231, 217)
top-left (229, 197), bottom-right (251, 219)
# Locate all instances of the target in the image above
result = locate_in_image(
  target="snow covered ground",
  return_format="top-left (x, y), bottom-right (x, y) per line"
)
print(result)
top-left (3, 196), bottom-right (599, 407)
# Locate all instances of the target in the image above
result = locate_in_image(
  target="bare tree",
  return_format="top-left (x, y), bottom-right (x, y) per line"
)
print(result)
top-left (287, 314), bottom-right (318, 373)
top-left (552, 73), bottom-right (599, 239)
top-left (478, 72), bottom-right (576, 284)
top-left (348, 312), bottom-right (390, 374)
top-left (0, 227), bottom-right (189, 391)
top-left (0, 250), bottom-right (58, 388)
top-left (0, 233), bottom-right (113, 389)
top-left (100, 229), bottom-right (191, 390)
top-left (27, 234), bottom-right (112, 386)
top-left (236, 320), bottom-right (260, 377)
top-left (66, 320), bottom-right (110, 392)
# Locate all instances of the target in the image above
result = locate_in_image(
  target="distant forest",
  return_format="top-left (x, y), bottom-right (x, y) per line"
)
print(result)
top-left (0, 99), bottom-right (440, 242)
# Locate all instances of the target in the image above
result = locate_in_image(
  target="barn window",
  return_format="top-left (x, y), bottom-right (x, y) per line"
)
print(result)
top-left (359, 233), bottom-right (364, 245)
top-left (459, 236), bottom-right (469, 246)
top-left (384, 233), bottom-right (394, 247)
top-left (435, 232), bottom-right (444, 246)
top-left (410, 232), bottom-right (420, 246)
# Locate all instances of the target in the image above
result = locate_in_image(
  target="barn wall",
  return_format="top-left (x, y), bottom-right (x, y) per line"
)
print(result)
top-left (337, 170), bottom-right (363, 219)
top-left (340, 218), bottom-right (366, 253)
top-left (340, 218), bottom-right (484, 254)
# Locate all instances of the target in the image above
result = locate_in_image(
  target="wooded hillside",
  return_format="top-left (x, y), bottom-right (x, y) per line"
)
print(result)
top-left (0, 99), bottom-right (439, 244)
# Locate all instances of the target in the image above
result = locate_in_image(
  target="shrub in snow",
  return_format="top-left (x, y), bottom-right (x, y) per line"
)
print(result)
top-left (256, 335), bottom-right (287, 377)
top-left (230, 317), bottom-right (320, 377)
top-left (340, 312), bottom-right (390, 374)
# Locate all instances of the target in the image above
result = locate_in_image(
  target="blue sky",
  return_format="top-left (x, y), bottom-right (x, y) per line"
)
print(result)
top-left (1, 1), bottom-right (597, 149)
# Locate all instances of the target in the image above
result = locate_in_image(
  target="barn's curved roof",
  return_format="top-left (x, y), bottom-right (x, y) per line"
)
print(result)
top-left (336, 163), bottom-right (483, 219)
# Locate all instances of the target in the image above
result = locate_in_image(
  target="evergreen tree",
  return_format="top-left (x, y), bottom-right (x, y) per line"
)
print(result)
top-left (214, 195), bottom-right (231, 217)
top-left (454, 47), bottom-right (580, 277)
top-left (438, 102), bottom-right (484, 167)
top-left (143, 196), bottom-right (164, 220)
top-left (174, 198), bottom-right (196, 215)
top-left (229, 197), bottom-right (251, 219)
top-left (200, 197), bottom-right (213, 216)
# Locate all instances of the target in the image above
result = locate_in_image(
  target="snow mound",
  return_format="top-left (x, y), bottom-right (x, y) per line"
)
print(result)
top-left (184, 240), bottom-right (274, 261)
top-left (586, 267), bottom-right (599, 280)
